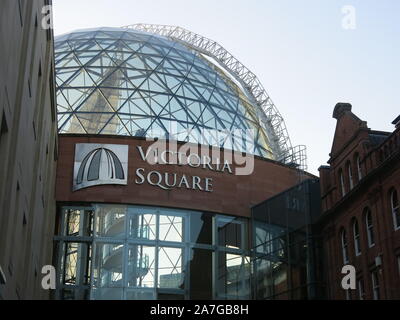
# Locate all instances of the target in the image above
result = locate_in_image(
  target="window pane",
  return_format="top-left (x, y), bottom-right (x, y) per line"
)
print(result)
top-left (217, 253), bottom-right (250, 299)
top-left (95, 205), bottom-right (127, 239)
top-left (128, 212), bottom-right (156, 240)
top-left (63, 208), bottom-right (93, 237)
top-left (93, 243), bottom-right (124, 289)
top-left (217, 217), bottom-right (246, 250)
top-left (127, 245), bottom-right (155, 288)
top-left (190, 212), bottom-right (212, 245)
top-left (190, 248), bottom-right (212, 299)
top-left (62, 242), bottom-right (91, 286)
top-left (158, 247), bottom-right (184, 289)
top-left (159, 215), bottom-right (184, 242)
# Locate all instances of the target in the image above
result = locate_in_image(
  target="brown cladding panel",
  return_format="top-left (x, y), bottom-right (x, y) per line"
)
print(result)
top-left (56, 135), bottom-right (312, 218)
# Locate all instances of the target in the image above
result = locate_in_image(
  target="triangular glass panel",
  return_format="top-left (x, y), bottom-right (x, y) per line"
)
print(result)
top-left (160, 59), bottom-right (184, 76)
top-left (125, 69), bottom-right (149, 87)
top-left (215, 118), bottom-right (226, 130)
top-left (99, 114), bottom-right (122, 135)
top-left (195, 67), bottom-right (217, 84)
top-left (125, 91), bottom-right (152, 115)
top-left (198, 86), bottom-right (214, 102)
top-left (87, 52), bottom-right (117, 68)
top-left (96, 39), bottom-right (115, 50)
top-left (59, 114), bottom-right (87, 134)
top-left (187, 69), bottom-right (209, 84)
top-left (96, 30), bottom-right (122, 39)
top-left (175, 122), bottom-right (190, 142)
top-left (171, 59), bottom-right (192, 74)
top-left (118, 116), bottom-right (134, 135)
top-left (111, 39), bottom-right (134, 52)
top-left (202, 107), bottom-right (215, 124)
top-left (66, 69), bottom-right (96, 88)
top-left (182, 83), bottom-right (201, 100)
top-left (76, 89), bottom-right (115, 113)
top-left (132, 117), bottom-right (152, 134)
top-left (99, 68), bottom-right (135, 90)
top-left (151, 94), bottom-right (170, 111)
top-left (187, 102), bottom-right (204, 122)
top-left (167, 49), bottom-right (187, 62)
top-left (55, 41), bottom-right (72, 52)
top-left (58, 53), bottom-right (81, 68)
top-left (147, 121), bottom-right (166, 139)
top-left (71, 39), bottom-right (103, 52)
top-left (68, 32), bottom-right (95, 41)
top-left (175, 85), bottom-right (185, 98)
top-left (152, 44), bottom-right (170, 56)
top-left (55, 51), bottom-right (72, 64)
top-left (84, 67), bottom-right (113, 85)
top-left (147, 97), bottom-right (164, 116)
top-left (75, 51), bottom-right (98, 66)
top-left (99, 88), bottom-right (132, 111)
top-left (61, 87), bottom-right (95, 110)
top-left (115, 121), bottom-right (131, 136)
top-left (209, 91), bottom-right (225, 107)
top-left (162, 74), bottom-right (183, 91)
top-left (56, 67), bottom-right (80, 87)
top-left (75, 112), bottom-right (114, 135)
top-left (57, 113), bottom-right (69, 126)
top-left (143, 55), bottom-right (163, 70)
top-left (139, 44), bottom-right (161, 56)
top-left (106, 51), bottom-right (133, 65)
top-left (159, 119), bottom-right (174, 135)
top-left (57, 91), bottom-right (73, 112)
top-left (216, 78), bottom-right (230, 92)
top-left (146, 74), bottom-right (168, 92)
top-left (124, 55), bottom-right (147, 70)
top-left (124, 41), bottom-right (143, 52)
top-left (171, 106), bottom-right (188, 122)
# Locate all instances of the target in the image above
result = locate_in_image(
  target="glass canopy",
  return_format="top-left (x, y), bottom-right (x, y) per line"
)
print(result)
top-left (55, 27), bottom-right (277, 159)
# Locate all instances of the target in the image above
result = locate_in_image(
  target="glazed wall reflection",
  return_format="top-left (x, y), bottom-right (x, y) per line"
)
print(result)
top-left (55, 204), bottom-right (250, 300)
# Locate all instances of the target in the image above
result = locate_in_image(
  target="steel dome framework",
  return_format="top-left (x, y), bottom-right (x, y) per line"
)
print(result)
top-left (124, 24), bottom-right (294, 161)
top-left (55, 25), bottom-right (305, 167)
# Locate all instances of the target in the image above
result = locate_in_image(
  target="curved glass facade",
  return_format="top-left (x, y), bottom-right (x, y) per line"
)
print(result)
top-left (55, 204), bottom-right (251, 300)
top-left (55, 27), bottom-right (279, 159)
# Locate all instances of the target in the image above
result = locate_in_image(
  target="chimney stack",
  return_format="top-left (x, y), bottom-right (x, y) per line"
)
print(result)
top-left (392, 115), bottom-right (400, 129)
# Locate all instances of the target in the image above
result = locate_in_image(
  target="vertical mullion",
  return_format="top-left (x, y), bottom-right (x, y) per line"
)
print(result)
top-left (154, 210), bottom-right (160, 297)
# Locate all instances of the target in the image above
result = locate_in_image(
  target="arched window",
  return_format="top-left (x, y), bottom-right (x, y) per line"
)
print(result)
top-left (353, 218), bottom-right (361, 256)
top-left (391, 189), bottom-right (400, 230)
top-left (347, 162), bottom-right (354, 190)
top-left (356, 154), bottom-right (362, 181)
top-left (339, 169), bottom-right (346, 197)
top-left (365, 208), bottom-right (375, 247)
top-left (341, 229), bottom-right (349, 264)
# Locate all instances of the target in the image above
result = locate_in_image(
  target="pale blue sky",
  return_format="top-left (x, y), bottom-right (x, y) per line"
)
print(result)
top-left (53, 0), bottom-right (400, 174)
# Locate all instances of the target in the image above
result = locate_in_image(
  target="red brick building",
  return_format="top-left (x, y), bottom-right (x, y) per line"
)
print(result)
top-left (319, 103), bottom-right (400, 300)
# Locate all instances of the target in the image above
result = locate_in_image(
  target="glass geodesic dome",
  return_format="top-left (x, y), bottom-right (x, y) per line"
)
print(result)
top-left (55, 27), bottom-right (291, 160)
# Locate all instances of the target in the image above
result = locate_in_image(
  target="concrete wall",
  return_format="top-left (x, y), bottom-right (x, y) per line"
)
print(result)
top-left (0, 0), bottom-right (58, 300)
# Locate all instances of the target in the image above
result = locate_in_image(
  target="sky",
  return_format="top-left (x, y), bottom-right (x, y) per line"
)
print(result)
top-left (52, 0), bottom-right (400, 174)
